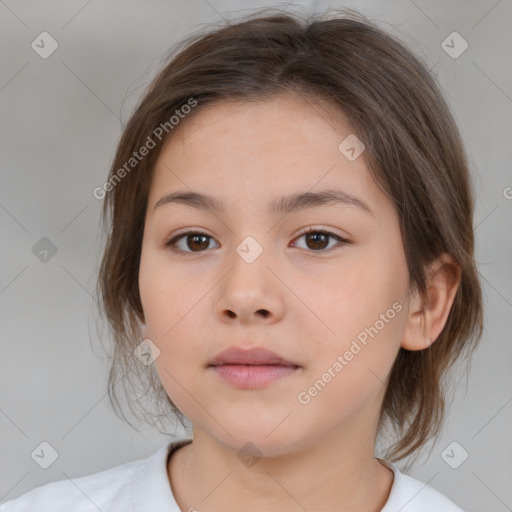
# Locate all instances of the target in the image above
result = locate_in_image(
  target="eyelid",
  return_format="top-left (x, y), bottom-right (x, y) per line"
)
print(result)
top-left (293, 225), bottom-right (349, 241)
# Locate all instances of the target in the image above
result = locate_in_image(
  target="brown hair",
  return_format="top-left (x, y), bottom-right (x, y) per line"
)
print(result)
top-left (96, 7), bottom-right (483, 462)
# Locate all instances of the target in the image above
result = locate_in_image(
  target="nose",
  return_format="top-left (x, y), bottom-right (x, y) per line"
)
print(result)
top-left (214, 245), bottom-right (285, 326)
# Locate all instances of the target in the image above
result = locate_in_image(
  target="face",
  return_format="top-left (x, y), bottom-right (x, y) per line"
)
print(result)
top-left (138, 93), bottom-right (411, 456)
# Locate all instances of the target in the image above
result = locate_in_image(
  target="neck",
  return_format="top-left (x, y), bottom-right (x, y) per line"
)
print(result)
top-left (168, 425), bottom-right (394, 512)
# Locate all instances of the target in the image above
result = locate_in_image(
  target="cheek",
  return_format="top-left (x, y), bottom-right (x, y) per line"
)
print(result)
top-left (296, 300), bottom-right (404, 430)
top-left (139, 249), bottom-right (209, 345)
top-left (305, 260), bottom-right (397, 343)
top-left (304, 245), bottom-right (407, 386)
top-left (145, 286), bottom-right (206, 416)
top-left (139, 251), bottom-right (193, 338)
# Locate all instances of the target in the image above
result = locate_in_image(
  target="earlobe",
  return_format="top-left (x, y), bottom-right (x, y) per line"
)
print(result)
top-left (401, 254), bottom-right (461, 351)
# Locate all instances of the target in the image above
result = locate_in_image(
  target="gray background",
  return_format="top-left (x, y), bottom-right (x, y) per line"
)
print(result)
top-left (1, 1), bottom-right (511, 510)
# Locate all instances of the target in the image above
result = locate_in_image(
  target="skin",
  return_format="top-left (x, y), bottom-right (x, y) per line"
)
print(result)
top-left (138, 92), bottom-right (460, 512)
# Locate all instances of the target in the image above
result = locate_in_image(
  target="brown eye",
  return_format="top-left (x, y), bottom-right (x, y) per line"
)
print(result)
top-left (305, 232), bottom-right (329, 250)
top-left (184, 234), bottom-right (211, 251)
top-left (164, 228), bottom-right (348, 255)
top-left (164, 231), bottom-right (218, 253)
top-left (292, 228), bottom-right (348, 252)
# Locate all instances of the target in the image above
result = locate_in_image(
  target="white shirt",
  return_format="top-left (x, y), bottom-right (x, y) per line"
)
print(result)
top-left (1, 437), bottom-right (463, 511)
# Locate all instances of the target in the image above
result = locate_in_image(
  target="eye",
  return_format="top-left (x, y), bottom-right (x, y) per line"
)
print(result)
top-left (163, 230), bottom-right (219, 254)
top-left (291, 227), bottom-right (349, 252)
top-left (164, 227), bottom-right (349, 255)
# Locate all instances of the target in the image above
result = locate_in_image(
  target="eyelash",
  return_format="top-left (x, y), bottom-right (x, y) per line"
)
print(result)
top-left (163, 226), bottom-right (349, 255)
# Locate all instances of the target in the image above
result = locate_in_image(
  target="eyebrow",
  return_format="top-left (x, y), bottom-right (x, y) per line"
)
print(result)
top-left (153, 188), bottom-right (374, 217)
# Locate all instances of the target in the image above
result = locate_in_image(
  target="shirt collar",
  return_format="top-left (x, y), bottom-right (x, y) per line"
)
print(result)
top-left (107, 440), bottom-right (453, 512)
top-left (110, 437), bottom-right (193, 512)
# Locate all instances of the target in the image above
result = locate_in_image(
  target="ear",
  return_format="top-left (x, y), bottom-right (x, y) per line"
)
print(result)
top-left (401, 253), bottom-right (461, 351)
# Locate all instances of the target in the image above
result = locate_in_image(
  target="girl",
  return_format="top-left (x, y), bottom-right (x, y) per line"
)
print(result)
top-left (1, 7), bottom-right (483, 512)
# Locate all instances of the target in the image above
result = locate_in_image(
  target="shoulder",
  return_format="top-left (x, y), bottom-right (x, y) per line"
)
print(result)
top-left (0, 442), bottom-right (177, 512)
top-left (379, 459), bottom-right (464, 512)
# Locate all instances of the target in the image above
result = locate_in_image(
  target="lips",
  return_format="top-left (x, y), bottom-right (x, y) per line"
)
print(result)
top-left (208, 346), bottom-right (300, 389)
top-left (209, 346), bottom-right (299, 367)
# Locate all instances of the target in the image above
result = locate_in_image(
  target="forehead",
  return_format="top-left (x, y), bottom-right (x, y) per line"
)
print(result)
top-left (169, 93), bottom-right (352, 149)
top-left (147, 93), bottom-right (386, 217)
